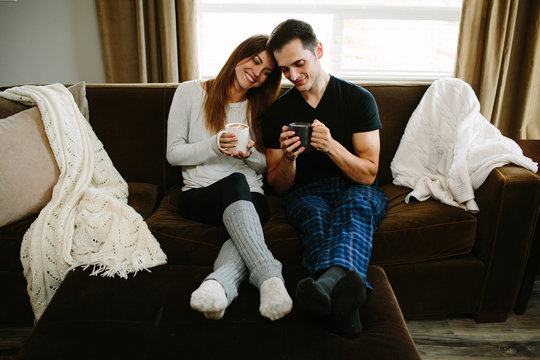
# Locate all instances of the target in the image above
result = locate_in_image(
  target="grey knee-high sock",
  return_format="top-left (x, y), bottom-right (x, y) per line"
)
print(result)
top-left (205, 239), bottom-right (248, 305)
top-left (222, 200), bottom-right (283, 288)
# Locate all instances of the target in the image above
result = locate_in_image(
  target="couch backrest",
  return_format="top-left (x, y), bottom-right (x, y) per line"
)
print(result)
top-left (363, 84), bottom-right (429, 185)
top-left (86, 84), bottom-right (178, 193)
top-left (85, 83), bottom-right (429, 192)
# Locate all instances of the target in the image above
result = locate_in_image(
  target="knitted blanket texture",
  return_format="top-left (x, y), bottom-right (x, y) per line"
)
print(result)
top-left (391, 78), bottom-right (538, 213)
top-left (1, 84), bottom-right (167, 320)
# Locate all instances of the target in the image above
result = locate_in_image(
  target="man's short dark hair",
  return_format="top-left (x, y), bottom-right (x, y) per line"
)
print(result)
top-left (267, 19), bottom-right (319, 55)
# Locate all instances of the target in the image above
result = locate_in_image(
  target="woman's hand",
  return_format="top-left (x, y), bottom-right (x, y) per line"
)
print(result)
top-left (232, 139), bottom-right (254, 159)
top-left (219, 132), bottom-right (253, 159)
top-left (219, 132), bottom-right (237, 155)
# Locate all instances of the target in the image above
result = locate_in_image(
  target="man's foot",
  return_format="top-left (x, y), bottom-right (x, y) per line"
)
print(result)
top-left (327, 270), bottom-right (366, 338)
top-left (330, 270), bottom-right (366, 319)
top-left (295, 277), bottom-right (332, 316)
top-left (329, 308), bottom-right (363, 339)
top-left (259, 277), bottom-right (293, 321)
top-left (190, 280), bottom-right (228, 320)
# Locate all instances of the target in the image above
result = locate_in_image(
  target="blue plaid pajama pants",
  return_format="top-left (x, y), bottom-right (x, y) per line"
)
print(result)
top-left (283, 177), bottom-right (388, 289)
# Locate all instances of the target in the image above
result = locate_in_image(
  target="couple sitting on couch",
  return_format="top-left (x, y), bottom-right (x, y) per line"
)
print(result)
top-left (166, 18), bottom-right (388, 339)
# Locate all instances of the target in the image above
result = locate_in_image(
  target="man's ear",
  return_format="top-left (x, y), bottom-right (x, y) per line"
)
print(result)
top-left (316, 42), bottom-right (323, 59)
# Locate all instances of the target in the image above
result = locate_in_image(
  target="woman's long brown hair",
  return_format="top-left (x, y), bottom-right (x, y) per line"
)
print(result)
top-left (203, 34), bottom-right (282, 152)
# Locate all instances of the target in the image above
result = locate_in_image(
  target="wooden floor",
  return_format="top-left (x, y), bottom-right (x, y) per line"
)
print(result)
top-left (406, 278), bottom-right (540, 359)
top-left (1, 279), bottom-right (539, 359)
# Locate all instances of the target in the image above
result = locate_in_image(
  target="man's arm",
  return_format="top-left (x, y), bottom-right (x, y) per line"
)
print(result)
top-left (311, 120), bottom-right (380, 185)
top-left (265, 126), bottom-right (305, 194)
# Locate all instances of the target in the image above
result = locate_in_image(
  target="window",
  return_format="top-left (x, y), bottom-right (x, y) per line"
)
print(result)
top-left (197, 0), bottom-right (462, 82)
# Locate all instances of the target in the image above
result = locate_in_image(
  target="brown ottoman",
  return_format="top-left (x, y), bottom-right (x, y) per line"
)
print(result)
top-left (18, 265), bottom-right (420, 360)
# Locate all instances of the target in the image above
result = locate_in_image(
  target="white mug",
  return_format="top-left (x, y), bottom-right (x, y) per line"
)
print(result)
top-left (218, 123), bottom-right (250, 153)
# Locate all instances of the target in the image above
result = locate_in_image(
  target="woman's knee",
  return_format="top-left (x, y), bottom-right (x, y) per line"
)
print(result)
top-left (222, 173), bottom-right (249, 190)
top-left (222, 172), bottom-right (252, 207)
top-left (251, 192), bottom-right (270, 226)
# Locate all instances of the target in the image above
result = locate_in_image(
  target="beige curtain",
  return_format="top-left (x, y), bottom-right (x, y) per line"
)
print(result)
top-left (95, 0), bottom-right (199, 83)
top-left (455, 0), bottom-right (540, 139)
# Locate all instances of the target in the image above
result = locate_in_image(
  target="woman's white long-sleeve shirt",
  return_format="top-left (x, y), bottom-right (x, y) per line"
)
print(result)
top-left (166, 80), bottom-right (267, 194)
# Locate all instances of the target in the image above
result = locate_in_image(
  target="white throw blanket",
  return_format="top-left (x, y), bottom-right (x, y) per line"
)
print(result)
top-left (390, 78), bottom-right (538, 213)
top-left (1, 84), bottom-right (167, 320)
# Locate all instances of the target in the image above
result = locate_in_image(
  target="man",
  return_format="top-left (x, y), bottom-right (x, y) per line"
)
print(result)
top-left (262, 19), bottom-right (388, 338)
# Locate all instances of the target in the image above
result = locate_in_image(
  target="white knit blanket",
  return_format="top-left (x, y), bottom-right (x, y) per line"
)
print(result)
top-left (1, 84), bottom-right (167, 320)
top-left (390, 78), bottom-right (538, 213)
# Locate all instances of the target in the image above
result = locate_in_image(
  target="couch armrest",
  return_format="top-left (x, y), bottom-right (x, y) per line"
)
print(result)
top-left (473, 164), bottom-right (540, 321)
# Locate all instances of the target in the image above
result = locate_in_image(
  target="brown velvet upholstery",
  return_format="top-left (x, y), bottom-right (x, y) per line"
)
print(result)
top-left (0, 182), bottom-right (160, 323)
top-left (127, 182), bottom-right (161, 220)
top-left (18, 265), bottom-right (421, 360)
top-left (1, 83), bottom-right (539, 327)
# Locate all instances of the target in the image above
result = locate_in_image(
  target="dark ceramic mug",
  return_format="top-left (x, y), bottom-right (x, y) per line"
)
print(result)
top-left (289, 122), bottom-right (313, 151)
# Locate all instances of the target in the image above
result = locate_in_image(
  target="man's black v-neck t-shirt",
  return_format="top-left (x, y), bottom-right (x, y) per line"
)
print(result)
top-left (262, 75), bottom-right (381, 189)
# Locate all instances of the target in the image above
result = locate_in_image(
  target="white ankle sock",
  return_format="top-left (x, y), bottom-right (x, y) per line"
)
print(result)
top-left (259, 277), bottom-right (293, 321)
top-left (190, 280), bottom-right (228, 320)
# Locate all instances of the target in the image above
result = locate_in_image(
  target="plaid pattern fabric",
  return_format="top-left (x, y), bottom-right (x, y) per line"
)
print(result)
top-left (283, 177), bottom-right (388, 288)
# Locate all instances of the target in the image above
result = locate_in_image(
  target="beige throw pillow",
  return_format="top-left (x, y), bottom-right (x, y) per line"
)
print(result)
top-left (67, 82), bottom-right (90, 121)
top-left (0, 82), bottom-right (89, 227)
top-left (0, 107), bottom-right (60, 226)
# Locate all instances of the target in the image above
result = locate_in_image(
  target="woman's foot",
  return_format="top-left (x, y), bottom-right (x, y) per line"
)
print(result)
top-left (259, 277), bottom-right (293, 321)
top-left (190, 280), bottom-right (228, 320)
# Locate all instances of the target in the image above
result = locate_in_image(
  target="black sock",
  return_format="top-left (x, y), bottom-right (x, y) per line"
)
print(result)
top-left (296, 277), bottom-right (332, 317)
top-left (329, 270), bottom-right (367, 339)
top-left (330, 308), bottom-right (363, 339)
top-left (295, 266), bottom-right (347, 317)
top-left (315, 266), bottom-right (347, 295)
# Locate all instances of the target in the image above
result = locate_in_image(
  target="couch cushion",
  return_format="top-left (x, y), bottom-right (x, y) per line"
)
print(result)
top-left (264, 195), bottom-right (303, 265)
top-left (147, 186), bottom-right (302, 266)
top-left (18, 265), bottom-right (421, 360)
top-left (127, 182), bottom-right (160, 219)
top-left (0, 96), bottom-right (30, 118)
top-left (0, 182), bottom-right (159, 273)
top-left (266, 185), bottom-right (477, 267)
top-left (85, 86), bottom-right (168, 187)
top-left (372, 185), bottom-right (477, 265)
top-left (149, 184), bottom-right (476, 268)
top-left (147, 186), bottom-right (228, 266)
top-left (0, 215), bottom-right (36, 272)
top-left (0, 107), bottom-right (60, 227)
top-left (0, 82), bottom-right (90, 227)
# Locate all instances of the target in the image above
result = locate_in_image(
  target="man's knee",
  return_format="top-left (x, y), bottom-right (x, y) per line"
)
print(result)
top-left (291, 195), bottom-right (332, 222)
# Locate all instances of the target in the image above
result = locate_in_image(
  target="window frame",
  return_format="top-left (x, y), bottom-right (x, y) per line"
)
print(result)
top-left (197, 1), bottom-right (462, 82)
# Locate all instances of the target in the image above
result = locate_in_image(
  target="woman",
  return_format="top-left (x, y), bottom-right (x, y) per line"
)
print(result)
top-left (166, 34), bottom-right (292, 321)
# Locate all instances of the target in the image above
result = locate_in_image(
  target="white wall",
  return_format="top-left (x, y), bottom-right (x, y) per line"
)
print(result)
top-left (0, 0), bottom-right (105, 86)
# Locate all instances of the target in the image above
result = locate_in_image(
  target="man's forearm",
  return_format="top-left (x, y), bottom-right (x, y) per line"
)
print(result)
top-left (267, 157), bottom-right (296, 195)
top-left (327, 139), bottom-right (378, 185)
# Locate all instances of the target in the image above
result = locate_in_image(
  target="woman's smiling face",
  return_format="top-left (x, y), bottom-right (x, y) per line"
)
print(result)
top-left (234, 50), bottom-right (275, 91)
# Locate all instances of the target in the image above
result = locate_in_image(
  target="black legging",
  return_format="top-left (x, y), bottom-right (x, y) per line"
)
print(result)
top-left (178, 172), bottom-right (270, 227)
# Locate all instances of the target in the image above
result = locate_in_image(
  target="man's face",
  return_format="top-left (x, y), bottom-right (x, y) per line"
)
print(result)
top-left (274, 38), bottom-right (322, 93)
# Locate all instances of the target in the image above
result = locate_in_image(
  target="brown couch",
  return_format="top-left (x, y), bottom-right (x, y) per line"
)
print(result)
top-left (1, 83), bottom-right (539, 326)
